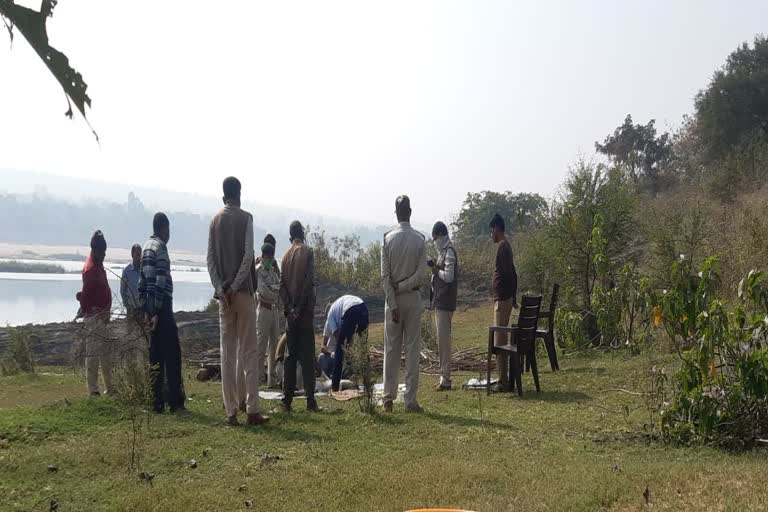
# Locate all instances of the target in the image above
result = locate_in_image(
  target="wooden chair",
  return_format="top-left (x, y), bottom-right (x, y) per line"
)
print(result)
top-left (528, 284), bottom-right (560, 372)
top-left (487, 295), bottom-right (542, 397)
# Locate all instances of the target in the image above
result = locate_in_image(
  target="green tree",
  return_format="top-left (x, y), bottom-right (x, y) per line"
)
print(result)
top-left (693, 35), bottom-right (768, 164)
top-left (452, 191), bottom-right (548, 243)
top-left (595, 114), bottom-right (672, 196)
top-left (553, 161), bottom-right (636, 343)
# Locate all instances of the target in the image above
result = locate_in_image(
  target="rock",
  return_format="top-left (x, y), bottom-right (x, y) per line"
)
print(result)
top-left (244, 500), bottom-right (253, 508)
top-left (188, 459), bottom-right (198, 469)
top-left (238, 485), bottom-right (246, 492)
top-left (49, 499), bottom-right (58, 511)
top-left (0, 438), bottom-right (9, 449)
top-left (47, 464), bottom-right (58, 473)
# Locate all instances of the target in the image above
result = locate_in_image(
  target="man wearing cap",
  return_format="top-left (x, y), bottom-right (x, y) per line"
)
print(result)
top-left (381, 195), bottom-right (428, 413)
top-left (77, 230), bottom-right (114, 396)
top-left (279, 220), bottom-right (319, 413)
top-left (207, 177), bottom-right (268, 426)
top-left (255, 242), bottom-right (281, 391)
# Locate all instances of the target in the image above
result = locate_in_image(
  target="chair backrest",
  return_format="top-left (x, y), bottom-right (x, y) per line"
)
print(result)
top-left (516, 294), bottom-right (542, 349)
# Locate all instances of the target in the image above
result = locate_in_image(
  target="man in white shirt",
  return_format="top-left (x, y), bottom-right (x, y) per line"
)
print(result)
top-left (319, 295), bottom-right (369, 391)
top-left (381, 195), bottom-right (428, 413)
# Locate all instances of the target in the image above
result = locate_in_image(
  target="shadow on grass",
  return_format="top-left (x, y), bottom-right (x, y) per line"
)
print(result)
top-left (173, 408), bottom-right (327, 442)
top-left (517, 390), bottom-right (592, 402)
top-left (560, 366), bottom-right (607, 375)
top-left (423, 411), bottom-right (517, 431)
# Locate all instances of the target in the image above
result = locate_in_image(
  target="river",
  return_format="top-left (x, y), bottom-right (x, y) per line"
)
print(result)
top-left (0, 259), bottom-right (214, 326)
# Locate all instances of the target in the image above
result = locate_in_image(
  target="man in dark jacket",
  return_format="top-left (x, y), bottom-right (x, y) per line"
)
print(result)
top-left (279, 221), bottom-right (319, 413)
top-left (490, 213), bottom-right (518, 392)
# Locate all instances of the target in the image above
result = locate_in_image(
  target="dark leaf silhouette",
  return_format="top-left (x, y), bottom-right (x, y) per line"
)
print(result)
top-left (0, 0), bottom-right (97, 140)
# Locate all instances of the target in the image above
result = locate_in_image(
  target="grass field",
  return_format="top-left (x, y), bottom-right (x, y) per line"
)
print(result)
top-left (1, 305), bottom-right (767, 512)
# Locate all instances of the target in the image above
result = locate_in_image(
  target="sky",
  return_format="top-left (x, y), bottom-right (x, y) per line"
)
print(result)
top-left (2, 0), bottom-right (767, 227)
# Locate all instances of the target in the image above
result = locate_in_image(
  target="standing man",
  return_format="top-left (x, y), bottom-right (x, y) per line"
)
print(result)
top-left (121, 244), bottom-right (144, 365)
top-left (244, 233), bottom-right (282, 392)
top-left (381, 195), bottom-right (428, 413)
top-left (255, 242), bottom-right (281, 390)
top-left (207, 177), bottom-right (268, 427)
top-left (139, 213), bottom-right (186, 413)
top-left (77, 230), bottom-right (114, 396)
top-left (430, 221), bottom-right (458, 391)
top-left (320, 295), bottom-right (369, 392)
top-left (279, 221), bottom-right (319, 413)
top-left (489, 213), bottom-right (518, 393)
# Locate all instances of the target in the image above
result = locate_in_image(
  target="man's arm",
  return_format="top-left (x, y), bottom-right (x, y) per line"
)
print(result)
top-left (142, 245), bottom-right (164, 317)
top-left (500, 242), bottom-right (518, 304)
top-left (256, 268), bottom-right (279, 303)
top-left (299, 249), bottom-right (316, 315)
top-left (207, 221), bottom-right (224, 296)
top-left (397, 238), bottom-right (429, 291)
top-left (438, 247), bottom-right (457, 284)
top-left (279, 255), bottom-right (293, 317)
top-left (120, 267), bottom-right (130, 306)
top-left (230, 216), bottom-right (255, 292)
top-left (381, 236), bottom-right (397, 309)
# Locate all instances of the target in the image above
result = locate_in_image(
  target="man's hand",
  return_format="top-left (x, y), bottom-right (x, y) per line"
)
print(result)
top-left (391, 308), bottom-right (401, 324)
top-left (222, 289), bottom-right (234, 309)
top-left (146, 314), bottom-right (159, 332)
top-left (320, 345), bottom-right (330, 355)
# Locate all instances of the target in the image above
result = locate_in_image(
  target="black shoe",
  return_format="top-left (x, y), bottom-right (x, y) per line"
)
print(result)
top-left (153, 406), bottom-right (165, 414)
top-left (491, 382), bottom-right (513, 393)
top-left (171, 406), bottom-right (189, 416)
top-left (89, 391), bottom-right (101, 397)
top-left (307, 400), bottom-right (322, 412)
top-left (281, 400), bottom-right (293, 414)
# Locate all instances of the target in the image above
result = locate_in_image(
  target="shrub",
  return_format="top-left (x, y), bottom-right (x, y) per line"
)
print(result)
top-left (658, 261), bottom-right (768, 450)
top-left (1, 327), bottom-right (35, 376)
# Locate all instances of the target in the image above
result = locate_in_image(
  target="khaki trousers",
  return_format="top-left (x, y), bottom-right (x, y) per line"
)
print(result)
top-left (220, 291), bottom-right (262, 416)
top-left (256, 304), bottom-right (280, 388)
top-left (383, 291), bottom-right (422, 407)
top-left (434, 309), bottom-right (454, 387)
top-left (124, 312), bottom-right (148, 369)
top-left (494, 298), bottom-right (515, 384)
top-left (84, 314), bottom-right (114, 394)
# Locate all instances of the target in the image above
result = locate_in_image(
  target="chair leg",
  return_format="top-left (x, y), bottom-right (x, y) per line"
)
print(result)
top-left (524, 350), bottom-right (531, 373)
top-left (511, 352), bottom-right (523, 397)
top-left (530, 346), bottom-right (541, 393)
top-left (545, 333), bottom-right (558, 372)
top-left (487, 333), bottom-right (492, 396)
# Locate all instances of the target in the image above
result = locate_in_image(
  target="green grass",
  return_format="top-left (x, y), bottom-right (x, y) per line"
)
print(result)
top-left (1, 305), bottom-right (767, 512)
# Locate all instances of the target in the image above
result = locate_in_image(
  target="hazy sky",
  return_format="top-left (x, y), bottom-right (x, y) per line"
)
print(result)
top-left (2, 1), bottom-right (766, 226)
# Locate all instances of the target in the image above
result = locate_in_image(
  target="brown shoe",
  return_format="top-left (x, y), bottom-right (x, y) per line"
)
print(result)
top-left (433, 383), bottom-right (452, 392)
top-left (225, 414), bottom-right (240, 427)
top-left (246, 413), bottom-right (270, 426)
top-left (383, 401), bottom-right (394, 413)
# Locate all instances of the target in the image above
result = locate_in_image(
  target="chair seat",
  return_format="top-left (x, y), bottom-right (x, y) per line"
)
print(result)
top-left (494, 344), bottom-right (518, 354)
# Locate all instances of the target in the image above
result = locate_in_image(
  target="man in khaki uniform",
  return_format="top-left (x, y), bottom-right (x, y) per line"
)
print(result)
top-left (255, 242), bottom-right (281, 389)
top-left (489, 213), bottom-right (518, 392)
top-left (381, 195), bottom-right (428, 413)
top-left (207, 177), bottom-right (269, 426)
top-left (429, 221), bottom-right (458, 391)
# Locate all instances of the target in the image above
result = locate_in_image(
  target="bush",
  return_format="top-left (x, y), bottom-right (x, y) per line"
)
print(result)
top-left (657, 261), bottom-right (768, 450)
top-left (1, 327), bottom-right (35, 376)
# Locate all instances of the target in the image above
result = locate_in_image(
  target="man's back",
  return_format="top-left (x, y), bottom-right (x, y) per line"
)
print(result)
top-left (208, 205), bottom-right (255, 293)
top-left (280, 241), bottom-right (315, 320)
top-left (383, 223), bottom-right (425, 284)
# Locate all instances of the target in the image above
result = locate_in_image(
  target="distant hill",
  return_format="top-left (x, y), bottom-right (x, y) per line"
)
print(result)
top-left (0, 170), bottom-right (400, 253)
